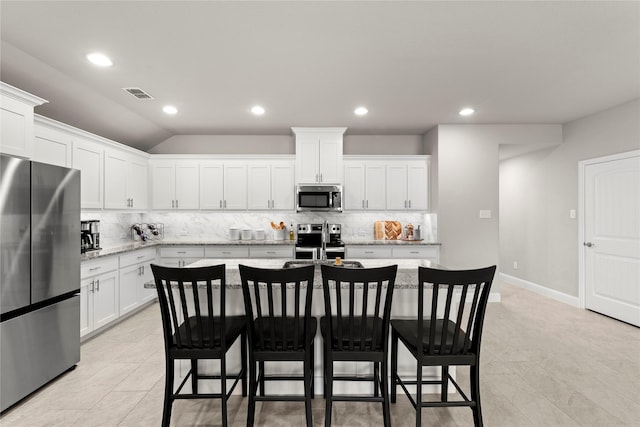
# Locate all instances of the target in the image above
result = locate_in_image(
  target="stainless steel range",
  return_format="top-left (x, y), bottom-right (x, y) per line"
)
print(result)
top-left (295, 223), bottom-right (344, 260)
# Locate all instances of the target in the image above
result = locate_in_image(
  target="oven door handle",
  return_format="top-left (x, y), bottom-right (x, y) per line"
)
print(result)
top-left (295, 247), bottom-right (318, 253)
top-left (325, 248), bottom-right (345, 253)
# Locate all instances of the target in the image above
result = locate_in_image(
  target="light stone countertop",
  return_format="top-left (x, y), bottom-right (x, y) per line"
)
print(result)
top-left (144, 258), bottom-right (442, 289)
top-left (80, 239), bottom-right (440, 261)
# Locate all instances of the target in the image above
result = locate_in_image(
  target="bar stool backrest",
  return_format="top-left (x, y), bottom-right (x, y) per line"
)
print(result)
top-left (417, 266), bottom-right (496, 357)
top-left (239, 264), bottom-right (315, 352)
top-left (151, 264), bottom-right (227, 351)
top-left (321, 264), bottom-right (398, 352)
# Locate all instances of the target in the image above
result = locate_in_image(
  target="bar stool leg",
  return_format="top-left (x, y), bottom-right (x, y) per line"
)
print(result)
top-left (390, 330), bottom-right (398, 404)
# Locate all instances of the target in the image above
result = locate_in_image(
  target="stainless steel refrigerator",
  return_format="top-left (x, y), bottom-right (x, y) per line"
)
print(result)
top-left (0, 155), bottom-right (80, 412)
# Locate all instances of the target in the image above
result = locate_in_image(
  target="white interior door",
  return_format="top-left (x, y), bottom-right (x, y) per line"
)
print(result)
top-left (583, 152), bottom-right (640, 326)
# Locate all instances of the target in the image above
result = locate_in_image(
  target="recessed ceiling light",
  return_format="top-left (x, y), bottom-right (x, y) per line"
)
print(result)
top-left (459, 107), bottom-right (475, 116)
top-left (251, 106), bottom-right (265, 115)
top-left (86, 53), bottom-right (113, 67)
top-left (163, 105), bottom-right (178, 115)
top-left (354, 107), bottom-right (368, 116)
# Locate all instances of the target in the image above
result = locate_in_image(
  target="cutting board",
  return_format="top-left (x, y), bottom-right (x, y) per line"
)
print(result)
top-left (384, 221), bottom-right (402, 240)
top-left (374, 221), bottom-right (385, 240)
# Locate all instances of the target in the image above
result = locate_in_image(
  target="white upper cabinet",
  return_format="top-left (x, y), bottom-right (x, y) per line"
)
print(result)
top-left (72, 137), bottom-right (104, 209)
top-left (386, 159), bottom-right (429, 210)
top-left (150, 160), bottom-right (199, 209)
top-left (222, 162), bottom-right (247, 210)
top-left (293, 127), bottom-right (346, 184)
top-left (33, 116), bottom-right (72, 167)
top-left (104, 148), bottom-right (148, 209)
top-left (0, 82), bottom-right (47, 159)
top-left (247, 160), bottom-right (294, 210)
top-left (199, 161), bottom-right (247, 210)
top-left (344, 160), bottom-right (386, 210)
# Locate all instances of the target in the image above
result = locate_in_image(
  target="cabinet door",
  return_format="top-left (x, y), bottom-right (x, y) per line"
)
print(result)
top-left (0, 96), bottom-right (34, 158)
top-left (151, 162), bottom-right (176, 209)
top-left (119, 264), bottom-right (141, 316)
top-left (247, 163), bottom-right (271, 210)
top-left (33, 124), bottom-right (71, 167)
top-left (175, 162), bottom-right (199, 209)
top-left (365, 163), bottom-right (386, 210)
top-left (344, 162), bottom-right (366, 210)
top-left (138, 263), bottom-right (156, 304)
top-left (318, 136), bottom-right (343, 183)
top-left (407, 161), bottom-right (428, 210)
top-left (72, 138), bottom-right (104, 209)
top-left (80, 279), bottom-right (93, 337)
top-left (296, 136), bottom-right (319, 183)
top-left (386, 163), bottom-right (408, 210)
top-left (271, 162), bottom-right (294, 210)
top-left (93, 271), bottom-right (119, 329)
top-left (128, 156), bottom-right (148, 209)
top-left (223, 163), bottom-right (247, 210)
top-left (104, 150), bottom-right (129, 209)
top-left (200, 162), bottom-right (224, 210)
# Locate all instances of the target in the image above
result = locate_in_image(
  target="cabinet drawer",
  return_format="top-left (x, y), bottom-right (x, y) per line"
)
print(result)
top-left (81, 256), bottom-right (118, 279)
top-left (119, 247), bottom-right (157, 268)
top-left (249, 246), bottom-right (294, 258)
top-left (205, 246), bottom-right (249, 258)
top-left (159, 247), bottom-right (205, 258)
top-left (392, 246), bottom-right (439, 260)
top-left (346, 246), bottom-right (392, 259)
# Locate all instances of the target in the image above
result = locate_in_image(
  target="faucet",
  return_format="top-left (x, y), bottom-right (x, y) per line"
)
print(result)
top-left (321, 220), bottom-right (328, 261)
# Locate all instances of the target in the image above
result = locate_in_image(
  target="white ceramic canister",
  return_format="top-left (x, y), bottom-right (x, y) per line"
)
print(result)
top-left (228, 228), bottom-right (240, 240)
top-left (254, 229), bottom-right (266, 240)
top-left (241, 229), bottom-right (253, 240)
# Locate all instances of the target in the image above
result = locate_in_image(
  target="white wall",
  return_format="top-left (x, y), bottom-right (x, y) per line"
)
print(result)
top-left (149, 133), bottom-right (425, 155)
top-left (500, 99), bottom-right (640, 297)
top-left (429, 125), bottom-right (562, 276)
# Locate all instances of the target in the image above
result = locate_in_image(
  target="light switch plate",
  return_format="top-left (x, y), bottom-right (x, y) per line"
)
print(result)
top-left (479, 210), bottom-right (492, 219)
top-left (569, 209), bottom-right (576, 219)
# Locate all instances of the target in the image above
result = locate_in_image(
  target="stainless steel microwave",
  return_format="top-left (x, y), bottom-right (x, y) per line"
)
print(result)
top-left (296, 184), bottom-right (343, 212)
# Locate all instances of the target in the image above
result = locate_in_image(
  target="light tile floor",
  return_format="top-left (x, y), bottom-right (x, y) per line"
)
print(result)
top-left (1, 282), bottom-right (639, 426)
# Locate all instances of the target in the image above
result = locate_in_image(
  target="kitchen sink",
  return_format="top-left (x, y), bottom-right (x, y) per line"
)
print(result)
top-left (282, 260), bottom-right (364, 269)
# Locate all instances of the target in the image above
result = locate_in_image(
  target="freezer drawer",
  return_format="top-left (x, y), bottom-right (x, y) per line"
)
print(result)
top-left (0, 296), bottom-right (80, 412)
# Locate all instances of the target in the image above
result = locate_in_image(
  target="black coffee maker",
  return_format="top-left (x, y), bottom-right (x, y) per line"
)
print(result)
top-left (81, 220), bottom-right (101, 253)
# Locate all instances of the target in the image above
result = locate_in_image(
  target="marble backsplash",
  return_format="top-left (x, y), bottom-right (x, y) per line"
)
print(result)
top-left (83, 211), bottom-right (437, 248)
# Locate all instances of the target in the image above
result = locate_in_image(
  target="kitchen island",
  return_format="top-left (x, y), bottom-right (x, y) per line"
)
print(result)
top-left (146, 257), bottom-right (452, 397)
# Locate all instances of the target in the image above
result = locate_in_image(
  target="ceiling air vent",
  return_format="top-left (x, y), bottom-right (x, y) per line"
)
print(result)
top-left (122, 87), bottom-right (154, 100)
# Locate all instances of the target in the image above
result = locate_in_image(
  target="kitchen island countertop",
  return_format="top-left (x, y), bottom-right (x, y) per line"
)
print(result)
top-left (144, 258), bottom-right (442, 289)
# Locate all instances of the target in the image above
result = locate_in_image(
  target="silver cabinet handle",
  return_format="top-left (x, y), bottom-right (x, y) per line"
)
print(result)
top-left (584, 242), bottom-right (595, 247)
top-left (131, 198), bottom-right (134, 207)
top-left (89, 266), bottom-right (101, 271)
top-left (142, 265), bottom-right (144, 274)
top-left (366, 200), bottom-right (369, 208)
top-left (364, 251), bottom-right (374, 254)
top-left (89, 280), bottom-right (95, 293)
top-left (222, 251), bottom-right (231, 255)
top-left (362, 200), bottom-right (365, 208)
top-left (172, 200), bottom-right (175, 208)
top-left (137, 255), bottom-right (145, 259)
top-left (176, 199), bottom-right (179, 208)
top-left (320, 173), bottom-right (323, 182)
top-left (96, 279), bottom-right (100, 291)
top-left (410, 251), bottom-right (419, 254)
top-left (266, 251), bottom-right (276, 255)
top-left (224, 200), bottom-right (227, 208)
top-left (177, 251), bottom-right (187, 254)
top-left (220, 200), bottom-right (223, 208)
top-left (409, 200), bottom-right (412, 208)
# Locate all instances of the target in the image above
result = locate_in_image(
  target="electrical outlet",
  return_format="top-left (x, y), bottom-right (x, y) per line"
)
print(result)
top-left (120, 233), bottom-right (127, 239)
top-left (513, 261), bottom-right (518, 269)
top-left (479, 210), bottom-right (492, 219)
top-left (569, 209), bottom-right (576, 219)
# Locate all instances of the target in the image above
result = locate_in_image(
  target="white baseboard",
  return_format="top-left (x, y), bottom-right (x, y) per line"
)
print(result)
top-left (499, 273), bottom-right (580, 307)
top-left (488, 292), bottom-right (501, 303)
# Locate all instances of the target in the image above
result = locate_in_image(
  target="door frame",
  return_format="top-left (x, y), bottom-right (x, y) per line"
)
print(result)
top-left (578, 149), bottom-right (640, 309)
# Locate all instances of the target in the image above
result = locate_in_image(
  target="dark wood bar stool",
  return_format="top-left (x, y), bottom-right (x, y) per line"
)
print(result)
top-left (390, 265), bottom-right (496, 427)
top-left (320, 264), bottom-right (398, 427)
top-left (239, 264), bottom-right (317, 427)
top-left (150, 264), bottom-right (247, 427)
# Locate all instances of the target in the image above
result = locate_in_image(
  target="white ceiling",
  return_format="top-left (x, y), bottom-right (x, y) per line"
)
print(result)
top-left (1, 1), bottom-right (638, 152)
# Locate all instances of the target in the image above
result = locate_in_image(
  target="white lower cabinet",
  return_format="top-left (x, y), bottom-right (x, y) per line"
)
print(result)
top-left (118, 248), bottom-right (157, 316)
top-left (346, 245), bottom-right (440, 262)
top-left (80, 256), bottom-right (119, 338)
top-left (205, 246), bottom-right (249, 258)
top-left (158, 246), bottom-right (205, 267)
top-left (249, 246), bottom-right (294, 258)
